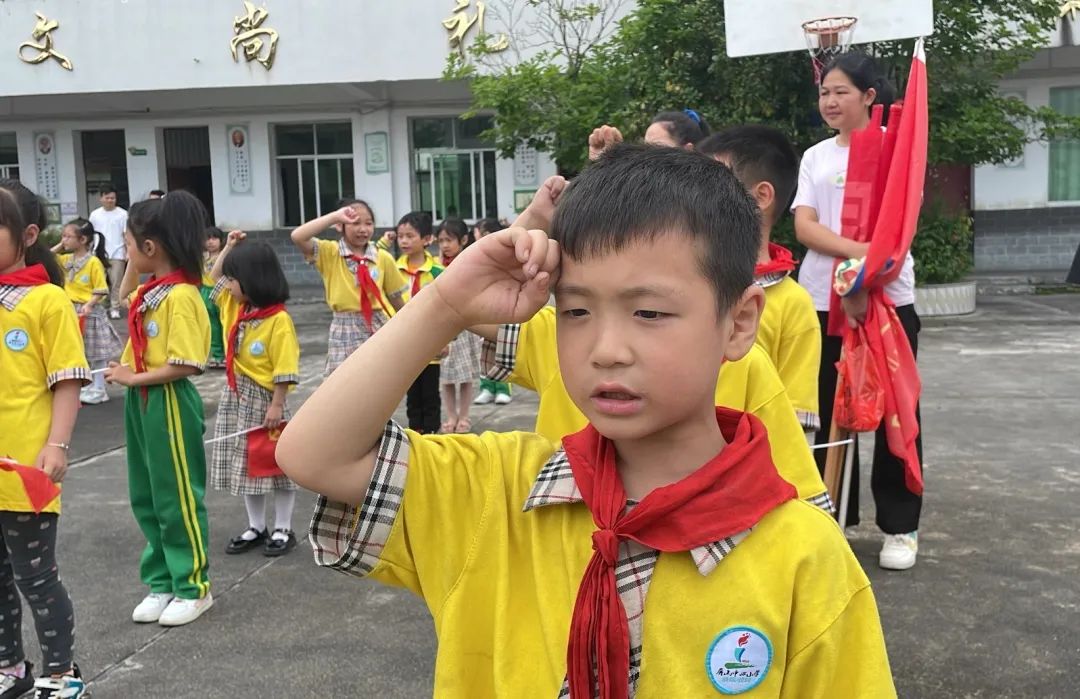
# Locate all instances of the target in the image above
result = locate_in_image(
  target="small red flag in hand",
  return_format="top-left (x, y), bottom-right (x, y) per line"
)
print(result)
top-left (246, 425), bottom-right (287, 478)
top-left (0, 459), bottom-right (61, 514)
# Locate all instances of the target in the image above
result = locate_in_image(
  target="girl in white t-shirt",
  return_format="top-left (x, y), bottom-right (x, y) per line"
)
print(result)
top-left (792, 52), bottom-right (923, 572)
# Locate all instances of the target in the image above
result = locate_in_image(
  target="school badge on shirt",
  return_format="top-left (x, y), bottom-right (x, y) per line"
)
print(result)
top-left (146, 320), bottom-right (160, 338)
top-left (706, 626), bottom-right (772, 694)
top-left (4, 328), bottom-right (29, 352)
top-left (249, 340), bottom-right (265, 356)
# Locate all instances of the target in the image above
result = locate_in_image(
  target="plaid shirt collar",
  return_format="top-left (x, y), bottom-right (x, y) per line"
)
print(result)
top-left (137, 283), bottom-right (175, 313)
top-left (337, 239), bottom-right (377, 262)
top-left (0, 284), bottom-right (33, 311)
top-left (64, 253), bottom-right (92, 277)
top-left (754, 269), bottom-right (790, 289)
top-left (523, 450), bottom-right (750, 577)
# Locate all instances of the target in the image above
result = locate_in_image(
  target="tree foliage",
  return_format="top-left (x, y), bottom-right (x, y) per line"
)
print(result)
top-left (449, 0), bottom-right (1080, 174)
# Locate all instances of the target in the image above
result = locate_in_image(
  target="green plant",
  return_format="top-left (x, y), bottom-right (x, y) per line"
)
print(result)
top-left (911, 208), bottom-right (974, 285)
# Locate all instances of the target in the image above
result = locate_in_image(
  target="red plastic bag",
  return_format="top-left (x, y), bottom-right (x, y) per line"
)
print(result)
top-left (246, 425), bottom-right (286, 478)
top-left (834, 327), bottom-right (885, 432)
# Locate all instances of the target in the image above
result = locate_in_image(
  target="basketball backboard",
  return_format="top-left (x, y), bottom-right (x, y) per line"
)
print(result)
top-left (724, 0), bottom-right (934, 58)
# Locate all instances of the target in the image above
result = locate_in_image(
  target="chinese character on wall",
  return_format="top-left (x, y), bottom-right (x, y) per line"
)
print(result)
top-left (1063, 1), bottom-right (1080, 20)
top-left (18, 13), bottom-right (73, 71)
top-left (230, 1), bottom-right (279, 70)
top-left (443, 0), bottom-right (509, 53)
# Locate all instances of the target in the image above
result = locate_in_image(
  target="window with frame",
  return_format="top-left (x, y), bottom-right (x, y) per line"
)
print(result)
top-left (274, 123), bottom-right (354, 227)
top-left (0, 133), bottom-right (19, 181)
top-left (411, 116), bottom-right (497, 222)
top-left (1049, 86), bottom-right (1080, 202)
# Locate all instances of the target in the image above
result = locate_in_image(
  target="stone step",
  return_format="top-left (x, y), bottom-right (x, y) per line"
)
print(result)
top-left (971, 270), bottom-right (1075, 295)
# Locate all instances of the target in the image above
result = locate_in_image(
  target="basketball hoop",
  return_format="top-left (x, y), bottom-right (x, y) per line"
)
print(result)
top-left (803, 16), bottom-right (858, 83)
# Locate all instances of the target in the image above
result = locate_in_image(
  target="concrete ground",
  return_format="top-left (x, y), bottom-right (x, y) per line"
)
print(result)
top-left (12, 293), bottom-right (1080, 697)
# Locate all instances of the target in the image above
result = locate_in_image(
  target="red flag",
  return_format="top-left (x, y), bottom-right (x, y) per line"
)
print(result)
top-left (247, 425), bottom-right (286, 478)
top-left (0, 459), bottom-right (61, 514)
top-left (834, 41), bottom-right (928, 496)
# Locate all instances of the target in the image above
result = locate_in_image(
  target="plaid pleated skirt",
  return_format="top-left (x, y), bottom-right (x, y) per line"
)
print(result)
top-left (441, 331), bottom-right (481, 385)
top-left (76, 302), bottom-right (123, 363)
top-left (210, 373), bottom-right (297, 496)
top-left (325, 311), bottom-right (387, 376)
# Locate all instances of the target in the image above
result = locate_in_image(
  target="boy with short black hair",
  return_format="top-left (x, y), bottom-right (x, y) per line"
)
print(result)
top-left (699, 126), bottom-right (822, 435)
top-left (278, 144), bottom-right (894, 697)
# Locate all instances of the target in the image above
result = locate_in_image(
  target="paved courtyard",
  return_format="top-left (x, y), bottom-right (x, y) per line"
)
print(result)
top-left (20, 293), bottom-right (1080, 697)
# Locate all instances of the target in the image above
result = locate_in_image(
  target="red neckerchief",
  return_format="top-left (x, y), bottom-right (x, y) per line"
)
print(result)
top-left (561, 407), bottom-right (796, 699)
top-left (403, 254), bottom-right (430, 298)
top-left (226, 303), bottom-right (286, 392)
top-left (128, 270), bottom-right (198, 399)
top-left (346, 251), bottom-right (391, 332)
top-left (0, 460), bottom-right (60, 514)
top-left (440, 253), bottom-right (457, 267)
top-left (754, 243), bottom-right (797, 276)
top-left (0, 264), bottom-right (50, 287)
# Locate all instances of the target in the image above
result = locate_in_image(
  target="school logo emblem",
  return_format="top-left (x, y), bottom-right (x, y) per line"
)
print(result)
top-left (249, 340), bottom-right (265, 356)
top-left (4, 329), bottom-right (29, 352)
top-left (833, 170), bottom-right (846, 188)
top-left (79, 274), bottom-right (89, 284)
top-left (370, 267), bottom-right (380, 282)
top-left (145, 320), bottom-right (160, 338)
top-left (706, 626), bottom-right (772, 694)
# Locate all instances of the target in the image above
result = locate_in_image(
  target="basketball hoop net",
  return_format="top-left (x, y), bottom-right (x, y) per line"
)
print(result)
top-left (803, 16), bottom-right (858, 83)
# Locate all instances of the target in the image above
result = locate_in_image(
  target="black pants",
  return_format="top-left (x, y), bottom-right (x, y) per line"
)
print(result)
top-left (0, 512), bottom-right (75, 675)
top-left (814, 305), bottom-right (924, 533)
top-left (407, 364), bottom-right (442, 434)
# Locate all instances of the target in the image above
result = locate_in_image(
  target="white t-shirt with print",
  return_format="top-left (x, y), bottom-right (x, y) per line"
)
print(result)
top-left (89, 206), bottom-right (129, 260)
top-left (791, 137), bottom-right (915, 311)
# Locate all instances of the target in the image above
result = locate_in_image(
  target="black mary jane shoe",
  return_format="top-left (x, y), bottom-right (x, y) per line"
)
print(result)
top-left (263, 529), bottom-right (297, 557)
top-left (225, 527), bottom-right (268, 554)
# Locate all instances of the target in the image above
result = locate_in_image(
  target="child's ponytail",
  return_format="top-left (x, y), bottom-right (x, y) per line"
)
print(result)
top-left (0, 178), bottom-right (64, 286)
top-left (129, 191), bottom-right (207, 282)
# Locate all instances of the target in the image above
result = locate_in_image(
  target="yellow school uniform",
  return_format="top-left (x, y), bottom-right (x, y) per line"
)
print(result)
top-left (56, 253), bottom-right (109, 305)
top-left (0, 283), bottom-right (90, 514)
top-left (395, 252), bottom-right (444, 303)
top-left (202, 254), bottom-right (217, 287)
top-left (213, 283), bottom-right (300, 391)
top-left (309, 239), bottom-right (407, 314)
top-left (484, 306), bottom-right (830, 505)
top-left (121, 283), bottom-right (210, 371)
top-left (756, 274), bottom-right (822, 431)
top-left (311, 425), bottom-right (895, 698)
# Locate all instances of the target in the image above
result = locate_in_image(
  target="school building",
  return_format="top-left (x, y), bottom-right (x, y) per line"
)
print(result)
top-left (972, 9), bottom-right (1080, 276)
top-left (0, 0), bottom-right (560, 284)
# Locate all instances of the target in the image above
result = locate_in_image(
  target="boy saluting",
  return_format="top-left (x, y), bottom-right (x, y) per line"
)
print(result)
top-left (278, 145), bottom-right (894, 698)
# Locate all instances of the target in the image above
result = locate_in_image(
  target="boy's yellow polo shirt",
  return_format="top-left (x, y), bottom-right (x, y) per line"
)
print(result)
top-left (0, 283), bottom-right (90, 514)
top-left (56, 253), bottom-right (108, 305)
top-left (212, 281), bottom-right (300, 392)
top-left (121, 283), bottom-right (210, 372)
top-left (756, 273), bottom-right (821, 431)
top-left (482, 306), bottom-right (830, 506)
top-left (395, 252), bottom-right (444, 303)
top-left (308, 238), bottom-right (407, 314)
top-left (310, 424), bottom-right (895, 697)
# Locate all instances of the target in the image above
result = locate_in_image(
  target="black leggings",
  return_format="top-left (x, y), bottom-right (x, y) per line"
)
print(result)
top-left (0, 512), bottom-right (75, 675)
top-left (814, 304), bottom-right (924, 533)
top-left (407, 364), bottom-right (442, 434)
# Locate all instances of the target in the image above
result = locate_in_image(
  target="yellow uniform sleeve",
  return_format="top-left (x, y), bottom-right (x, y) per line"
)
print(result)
top-left (506, 306), bottom-right (558, 392)
top-left (311, 424), bottom-right (556, 615)
top-left (164, 289), bottom-right (211, 370)
top-left (776, 323), bottom-right (821, 431)
top-left (781, 585), bottom-right (896, 698)
top-left (377, 249), bottom-right (408, 300)
top-left (311, 238), bottom-right (339, 276)
top-left (269, 313), bottom-right (300, 385)
top-left (42, 288), bottom-right (90, 387)
top-left (88, 258), bottom-right (109, 295)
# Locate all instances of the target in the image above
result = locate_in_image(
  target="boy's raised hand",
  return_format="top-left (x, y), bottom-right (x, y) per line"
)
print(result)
top-left (519, 176), bottom-right (567, 233)
top-left (226, 230), bottom-right (246, 247)
top-left (588, 125), bottom-right (623, 161)
top-left (434, 226), bottom-right (559, 328)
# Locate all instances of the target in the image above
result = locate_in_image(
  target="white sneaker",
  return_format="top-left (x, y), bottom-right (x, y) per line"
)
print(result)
top-left (79, 386), bottom-right (94, 404)
top-left (81, 388), bottom-right (109, 405)
top-left (132, 592), bottom-right (174, 623)
top-left (108, 309), bottom-right (121, 319)
top-left (879, 532), bottom-right (918, 570)
top-left (158, 593), bottom-right (214, 627)
top-left (494, 393), bottom-right (512, 405)
top-left (473, 389), bottom-right (495, 405)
